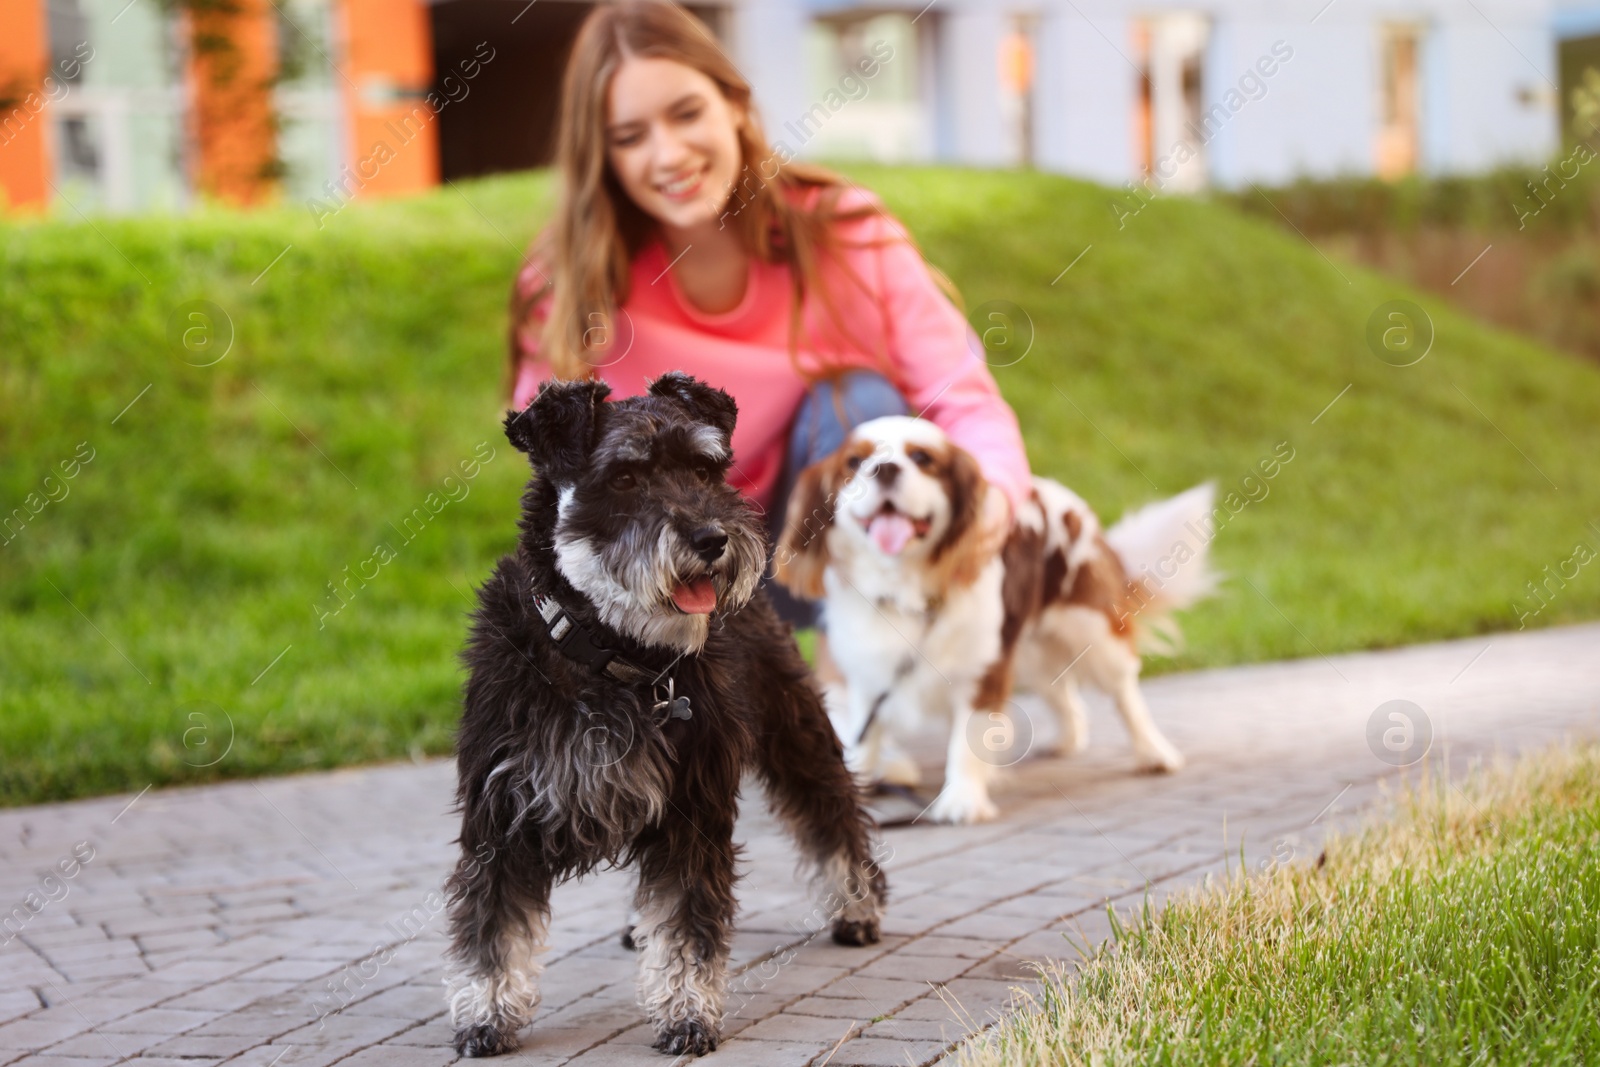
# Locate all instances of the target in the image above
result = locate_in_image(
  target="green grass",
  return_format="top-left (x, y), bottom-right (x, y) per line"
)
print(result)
top-left (958, 743), bottom-right (1600, 1066)
top-left (1219, 162), bottom-right (1600, 236)
top-left (1221, 165), bottom-right (1600, 361)
top-left (3, 166), bottom-right (1600, 806)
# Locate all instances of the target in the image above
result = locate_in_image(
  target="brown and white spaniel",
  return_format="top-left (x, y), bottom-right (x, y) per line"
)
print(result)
top-left (775, 416), bottom-right (1216, 824)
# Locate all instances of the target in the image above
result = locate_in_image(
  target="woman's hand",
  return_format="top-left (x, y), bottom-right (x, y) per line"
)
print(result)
top-left (977, 485), bottom-right (1013, 559)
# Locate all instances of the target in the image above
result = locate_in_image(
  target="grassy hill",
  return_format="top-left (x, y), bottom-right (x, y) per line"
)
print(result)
top-left (3, 167), bottom-right (1598, 806)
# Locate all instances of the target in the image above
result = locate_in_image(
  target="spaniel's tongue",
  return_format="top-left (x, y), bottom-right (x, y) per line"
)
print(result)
top-left (671, 576), bottom-right (717, 615)
top-left (868, 512), bottom-right (916, 555)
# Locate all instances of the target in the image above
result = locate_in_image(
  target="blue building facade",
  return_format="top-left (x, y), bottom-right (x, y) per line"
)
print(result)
top-left (730, 0), bottom-right (1600, 187)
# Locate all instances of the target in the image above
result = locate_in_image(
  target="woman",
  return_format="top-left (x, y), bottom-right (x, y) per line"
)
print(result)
top-left (509, 0), bottom-right (1031, 632)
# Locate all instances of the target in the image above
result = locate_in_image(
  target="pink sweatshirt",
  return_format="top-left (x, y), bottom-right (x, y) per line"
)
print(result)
top-left (511, 186), bottom-right (1032, 513)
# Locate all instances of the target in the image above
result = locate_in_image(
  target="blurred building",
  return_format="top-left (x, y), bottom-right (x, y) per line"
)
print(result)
top-left (0, 0), bottom-right (434, 212)
top-left (1, 0), bottom-right (1597, 213)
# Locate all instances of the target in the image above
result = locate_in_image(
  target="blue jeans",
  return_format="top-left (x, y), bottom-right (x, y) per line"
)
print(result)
top-left (765, 371), bottom-right (909, 629)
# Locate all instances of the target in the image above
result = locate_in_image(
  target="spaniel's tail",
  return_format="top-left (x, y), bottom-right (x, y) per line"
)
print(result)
top-left (1105, 482), bottom-right (1221, 655)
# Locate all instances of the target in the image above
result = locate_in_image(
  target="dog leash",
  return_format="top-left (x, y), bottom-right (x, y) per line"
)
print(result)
top-left (856, 655), bottom-right (914, 747)
top-left (854, 594), bottom-right (945, 746)
top-left (529, 587), bottom-right (693, 722)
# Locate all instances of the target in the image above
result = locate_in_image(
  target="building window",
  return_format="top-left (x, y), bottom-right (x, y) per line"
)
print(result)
top-left (1000, 17), bottom-right (1036, 167)
top-left (55, 114), bottom-right (100, 186)
top-left (1134, 12), bottom-right (1209, 191)
top-left (47, 0), bottom-right (90, 83)
top-left (1377, 23), bottom-right (1422, 178)
top-left (274, 0), bottom-right (343, 203)
top-left (797, 13), bottom-right (923, 162)
top-left (47, 0), bottom-right (100, 209)
top-left (47, 0), bottom-right (187, 213)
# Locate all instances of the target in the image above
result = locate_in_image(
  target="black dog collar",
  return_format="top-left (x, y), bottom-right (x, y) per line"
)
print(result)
top-left (529, 586), bottom-right (692, 721)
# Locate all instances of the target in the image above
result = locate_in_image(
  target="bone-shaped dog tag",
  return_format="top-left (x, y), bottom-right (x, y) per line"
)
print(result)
top-left (653, 678), bottom-right (693, 722)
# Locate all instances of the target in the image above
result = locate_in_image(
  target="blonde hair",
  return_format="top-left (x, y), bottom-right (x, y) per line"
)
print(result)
top-left (509, 0), bottom-right (928, 392)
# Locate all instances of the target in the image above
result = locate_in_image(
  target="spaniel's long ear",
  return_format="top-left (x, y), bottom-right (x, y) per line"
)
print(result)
top-left (504, 377), bottom-right (612, 478)
top-left (773, 457), bottom-right (838, 601)
top-left (929, 443), bottom-right (989, 588)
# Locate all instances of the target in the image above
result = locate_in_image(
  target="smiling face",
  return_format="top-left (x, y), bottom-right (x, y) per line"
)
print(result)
top-left (605, 55), bottom-right (744, 240)
top-left (775, 416), bottom-right (990, 600)
top-left (835, 418), bottom-right (957, 559)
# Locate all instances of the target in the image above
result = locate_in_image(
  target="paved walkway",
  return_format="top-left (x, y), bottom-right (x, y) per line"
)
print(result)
top-left (2, 624), bottom-right (1597, 1067)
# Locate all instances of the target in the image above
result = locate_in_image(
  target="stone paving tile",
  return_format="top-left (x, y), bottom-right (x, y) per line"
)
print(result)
top-left (86, 979), bottom-right (217, 1008)
top-left (895, 936), bottom-right (1006, 960)
top-left (560, 1023), bottom-right (665, 1065)
top-left (243, 958), bottom-right (348, 984)
top-left (223, 1047), bottom-right (334, 1067)
top-left (831, 1035), bottom-right (952, 1065)
top-left (538, 1005), bottom-right (643, 1039)
top-left (737, 1012), bottom-right (862, 1043)
top-left (140, 1032), bottom-right (265, 1059)
top-left (960, 952), bottom-right (1052, 984)
top-left (0, 1015), bottom-right (96, 1051)
top-left (96, 1007), bottom-right (222, 1034)
top-left (862, 1016), bottom-right (968, 1043)
top-left (855, 950), bottom-right (976, 984)
top-left (781, 936), bottom-right (910, 973)
top-left (342, 982), bottom-right (454, 1020)
top-left (812, 975), bottom-right (931, 1006)
top-left (723, 992), bottom-right (802, 1034)
top-left (229, 1044), bottom-right (351, 1067)
top-left (697, 1038), bottom-right (833, 1066)
top-left (55, 958), bottom-right (149, 983)
top-left (0, 1000), bottom-right (36, 1032)
top-left (731, 962), bottom-right (849, 1000)
top-left (335, 1045), bottom-right (459, 1066)
top-left (784, 993), bottom-right (883, 1020)
top-left (28, 1028), bottom-right (171, 1058)
top-left (161, 980), bottom-right (299, 1014)
top-left (4, 997), bottom-right (141, 1032)
top-left (0, 623), bottom-right (1594, 1065)
top-left (982, 890), bottom-right (1104, 924)
top-left (928, 911), bottom-right (1040, 942)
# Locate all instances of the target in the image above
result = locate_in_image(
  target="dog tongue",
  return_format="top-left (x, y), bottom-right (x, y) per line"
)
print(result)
top-left (671, 576), bottom-right (717, 615)
top-left (868, 513), bottom-right (917, 555)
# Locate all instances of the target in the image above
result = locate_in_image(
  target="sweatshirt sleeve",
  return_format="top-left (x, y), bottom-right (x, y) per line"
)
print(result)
top-left (863, 203), bottom-right (1034, 512)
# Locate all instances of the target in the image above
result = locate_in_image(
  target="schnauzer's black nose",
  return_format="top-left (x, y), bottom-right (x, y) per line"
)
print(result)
top-left (872, 461), bottom-right (900, 487)
top-left (689, 525), bottom-right (728, 563)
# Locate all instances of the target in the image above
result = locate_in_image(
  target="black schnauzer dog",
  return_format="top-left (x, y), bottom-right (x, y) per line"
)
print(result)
top-left (444, 374), bottom-right (887, 1057)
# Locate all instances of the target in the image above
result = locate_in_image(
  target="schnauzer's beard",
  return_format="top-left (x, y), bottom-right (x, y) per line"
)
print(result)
top-left (553, 488), bottom-right (766, 654)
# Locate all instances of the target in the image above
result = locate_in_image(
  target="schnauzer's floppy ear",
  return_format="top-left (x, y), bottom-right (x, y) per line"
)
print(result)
top-left (648, 372), bottom-right (738, 442)
top-left (774, 456), bottom-right (837, 600)
top-left (504, 378), bottom-right (612, 478)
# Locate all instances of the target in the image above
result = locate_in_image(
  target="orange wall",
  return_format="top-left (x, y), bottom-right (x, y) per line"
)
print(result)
top-left (190, 0), bottom-right (279, 205)
top-left (0, 0), bottom-right (51, 212)
top-left (338, 0), bottom-right (437, 199)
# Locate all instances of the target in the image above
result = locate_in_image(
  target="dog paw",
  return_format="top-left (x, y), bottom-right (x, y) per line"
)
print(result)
top-left (1134, 740), bottom-right (1185, 774)
top-left (653, 1019), bottom-right (719, 1056)
top-left (926, 783), bottom-right (998, 825)
top-left (454, 1023), bottom-right (519, 1057)
top-left (831, 915), bottom-right (881, 946)
top-left (620, 925), bottom-right (637, 951)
